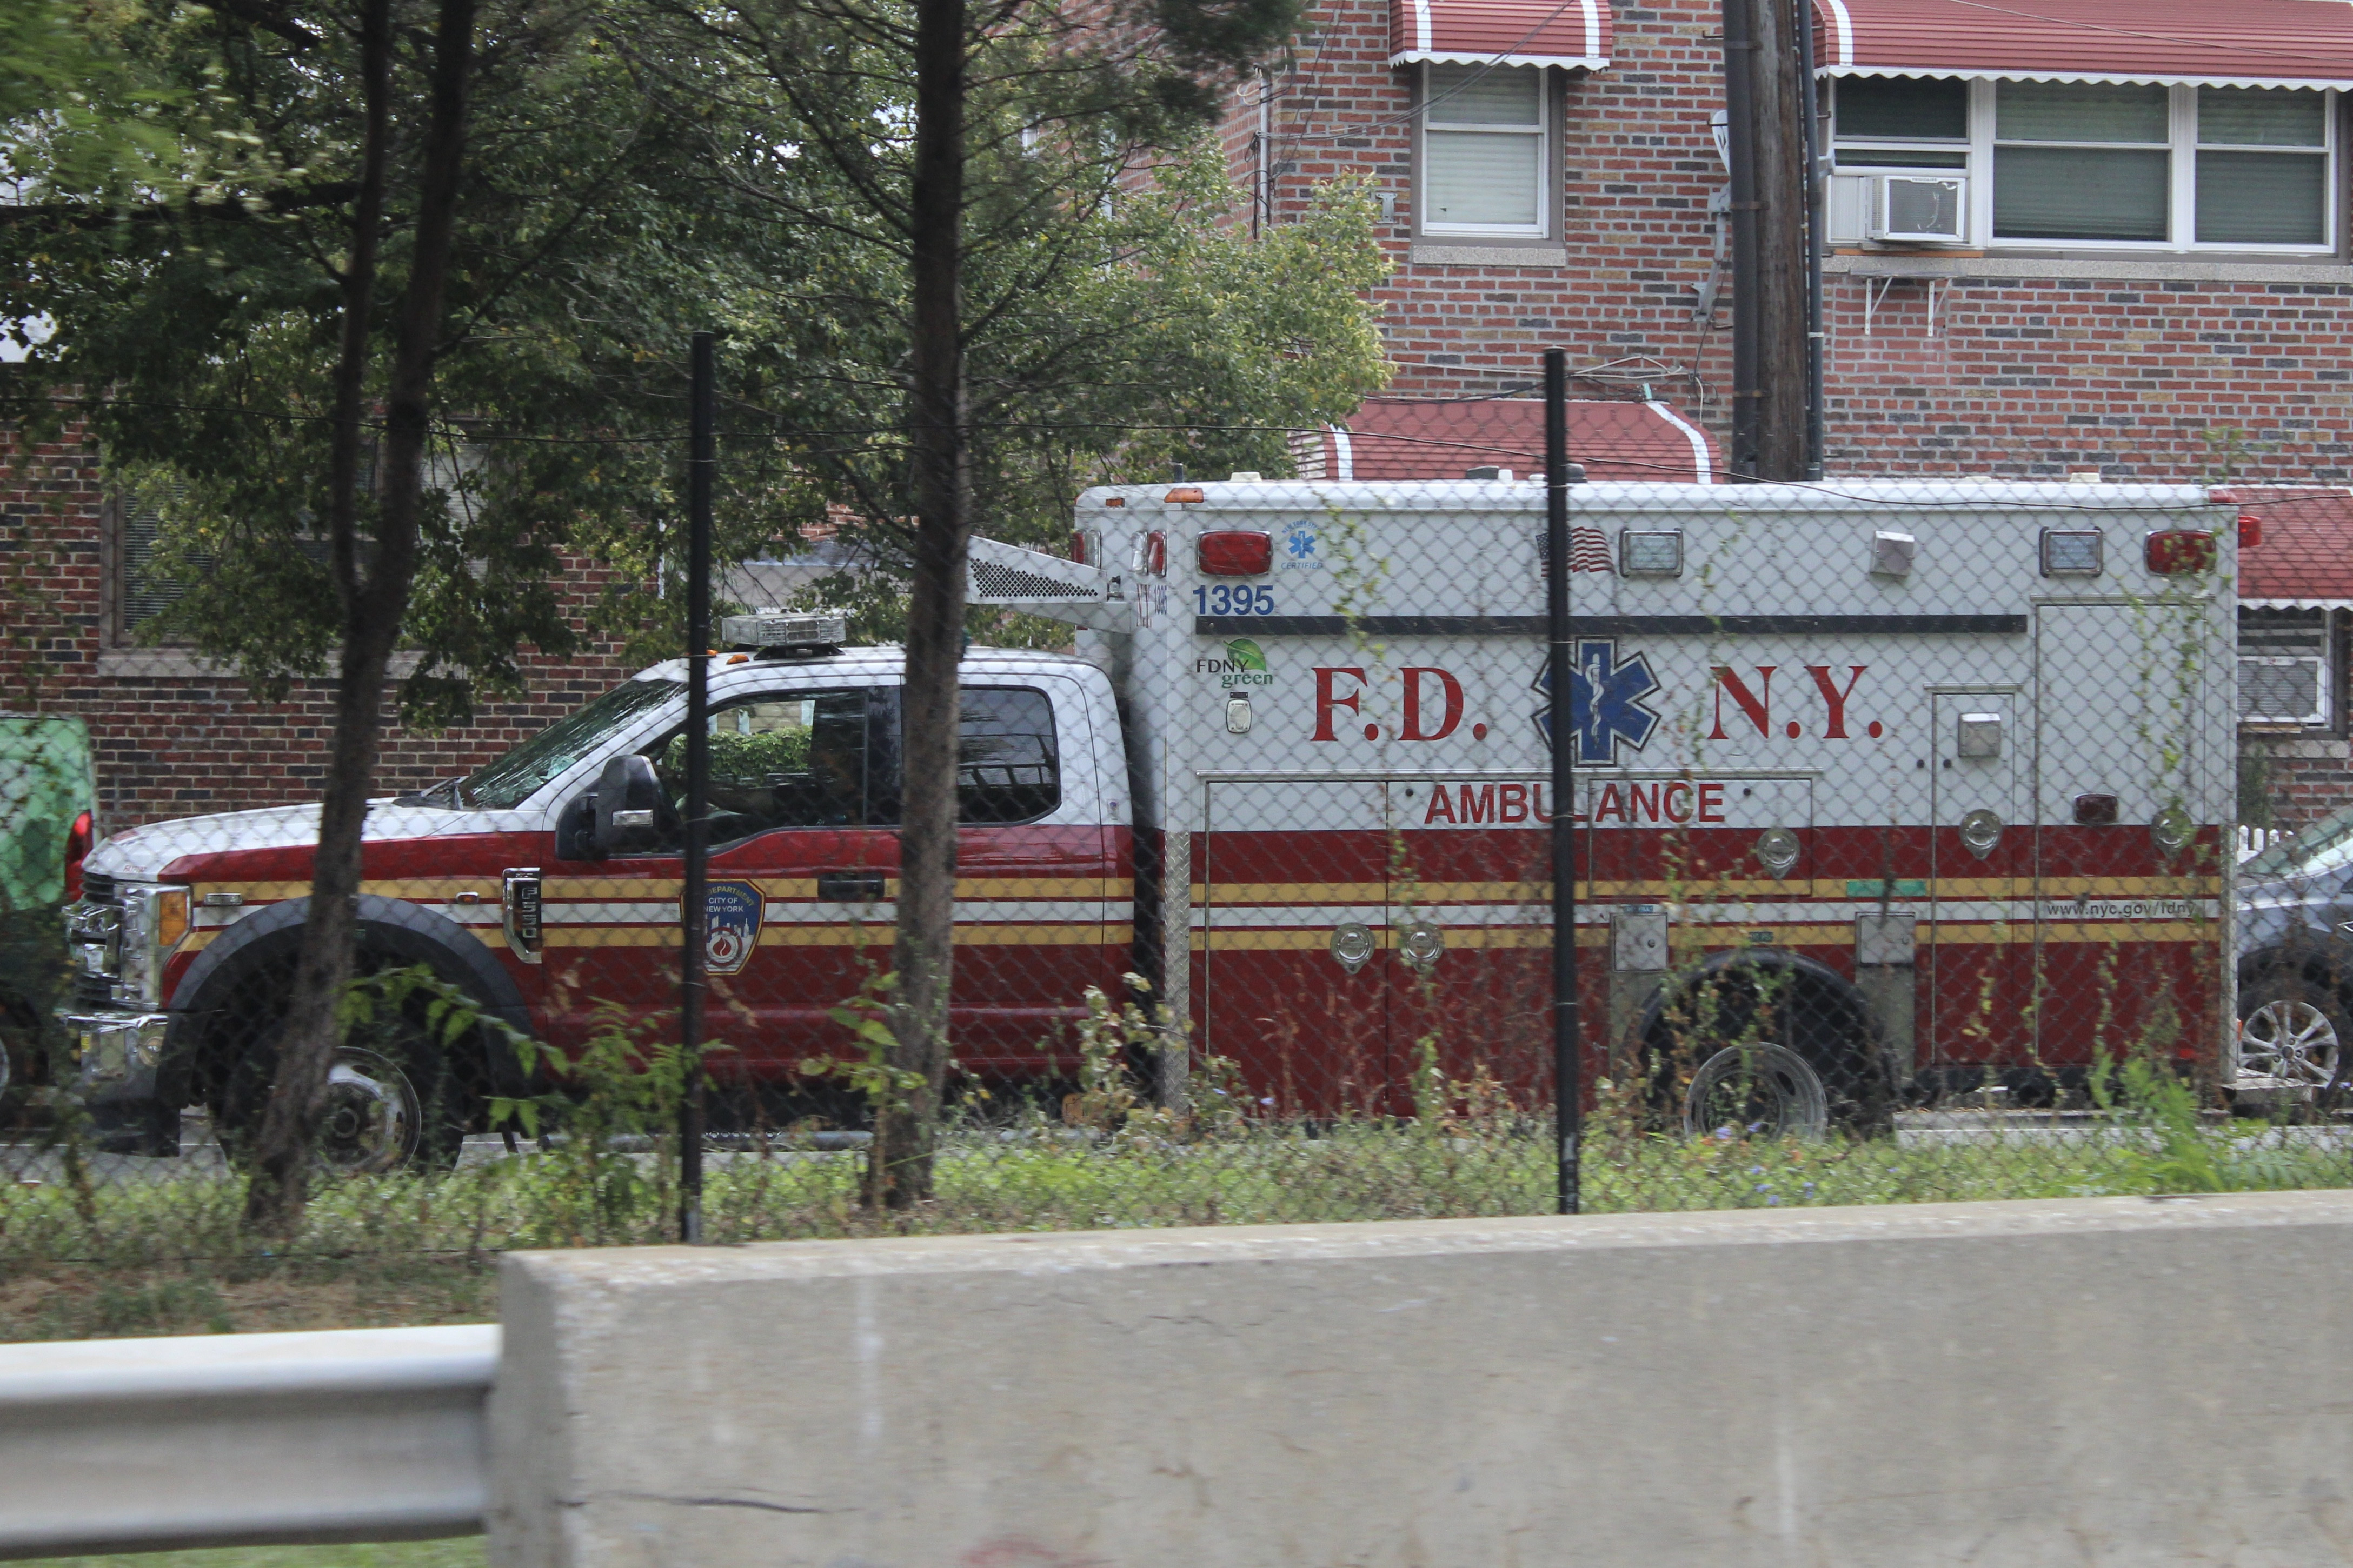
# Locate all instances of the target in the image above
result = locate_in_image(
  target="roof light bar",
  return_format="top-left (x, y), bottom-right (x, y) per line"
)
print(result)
top-left (719, 610), bottom-right (849, 651)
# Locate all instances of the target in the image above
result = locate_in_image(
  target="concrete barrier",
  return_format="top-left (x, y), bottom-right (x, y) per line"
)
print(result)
top-left (0, 1323), bottom-right (497, 1559)
top-left (489, 1190), bottom-right (2353, 1567)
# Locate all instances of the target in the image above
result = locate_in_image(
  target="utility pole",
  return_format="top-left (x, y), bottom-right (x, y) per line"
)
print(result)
top-left (1796, 0), bottom-right (1827, 478)
top-left (679, 330), bottom-right (714, 1245)
top-left (1722, 0), bottom-right (1812, 480)
top-left (1721, 0), bottom-right (1760, 481)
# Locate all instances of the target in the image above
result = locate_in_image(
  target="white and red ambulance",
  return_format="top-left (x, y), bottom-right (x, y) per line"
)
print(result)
top-left (61, 478), bottom-right (2236, 1161)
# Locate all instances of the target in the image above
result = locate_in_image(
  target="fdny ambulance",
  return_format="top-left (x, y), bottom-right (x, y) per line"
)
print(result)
top-left (62, 478), bottom-right (2236, 1163)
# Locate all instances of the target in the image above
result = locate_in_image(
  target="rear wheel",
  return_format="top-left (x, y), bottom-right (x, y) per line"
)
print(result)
top-left (1683, 1043), bottom-right (1830, 1139)
top-left (1643, 956), bottom-right (1884, 1138)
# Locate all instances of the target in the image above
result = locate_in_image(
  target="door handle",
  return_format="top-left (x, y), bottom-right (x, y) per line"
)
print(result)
top-left (818, 872), bottom-right (888, 901)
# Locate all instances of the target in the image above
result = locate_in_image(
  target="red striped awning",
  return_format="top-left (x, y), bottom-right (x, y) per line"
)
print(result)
top-left (1292, 398), bottom-right (1717, 483)
top-left (2219, 488), bottom-right (2353, 608)
top-left (1813, 0), bottom-right (2353, 89)
top-left (1391, 0), bottom-right (1611, 70)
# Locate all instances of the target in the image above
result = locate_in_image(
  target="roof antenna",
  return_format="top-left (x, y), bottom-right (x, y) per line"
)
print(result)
top-left (1171, 462), bottom-right (1187, 483)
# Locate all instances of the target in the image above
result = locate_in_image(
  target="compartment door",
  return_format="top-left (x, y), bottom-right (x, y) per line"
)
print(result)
top-left (1926, 690), bottom-right (2029, 1069)
top-left (1199, 779), bottom-right (1388, 1116)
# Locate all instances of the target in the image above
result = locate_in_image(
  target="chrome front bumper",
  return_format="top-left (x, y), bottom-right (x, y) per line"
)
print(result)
top-left (61, 1011), bottom-right (169, 1095)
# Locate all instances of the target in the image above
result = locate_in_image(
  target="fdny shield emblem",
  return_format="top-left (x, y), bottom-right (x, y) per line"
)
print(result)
top-left (703, 879), bottom-right (765, 977)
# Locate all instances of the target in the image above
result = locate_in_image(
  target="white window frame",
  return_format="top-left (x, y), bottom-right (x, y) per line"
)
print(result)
top-left (1826, 78), bottom-right (2338, 256)
top-left (1419, 63), bottom-right (1553, 241)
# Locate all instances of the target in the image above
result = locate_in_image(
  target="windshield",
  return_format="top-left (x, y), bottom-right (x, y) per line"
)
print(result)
top-left (457, 678), bottom-right (682, 809)
top-left (2243, 802), bottom-right (2353, 880)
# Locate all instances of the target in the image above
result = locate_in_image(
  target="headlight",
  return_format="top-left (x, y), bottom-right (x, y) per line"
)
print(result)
top-left (119, 885), bottom-right (192, 1007)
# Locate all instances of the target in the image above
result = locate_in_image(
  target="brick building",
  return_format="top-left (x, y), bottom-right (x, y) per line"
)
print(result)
top-left (0, 424), bottom-right (639, 831)
top-left (1230, 0), bottom-right (2353, 481)
top-left (1225, 0), bottom-right (2353, 824)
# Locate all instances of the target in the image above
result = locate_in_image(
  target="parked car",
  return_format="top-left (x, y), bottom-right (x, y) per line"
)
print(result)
top-left (2236, 805), bottom-right (2353, 1095)
top-left (0, 713), bottom-right (97, 1105)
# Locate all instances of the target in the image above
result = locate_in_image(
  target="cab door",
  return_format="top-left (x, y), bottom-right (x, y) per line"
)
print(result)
top-left (539, 682), bottom-right (895, 1070)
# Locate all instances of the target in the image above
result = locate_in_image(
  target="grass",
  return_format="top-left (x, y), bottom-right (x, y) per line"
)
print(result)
top-left (8, 1103), bottom-right (2353, 1341)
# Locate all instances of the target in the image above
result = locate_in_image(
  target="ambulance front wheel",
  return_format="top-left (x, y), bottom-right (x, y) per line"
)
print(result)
top-left (214, 993), bottom-right (477, 1173)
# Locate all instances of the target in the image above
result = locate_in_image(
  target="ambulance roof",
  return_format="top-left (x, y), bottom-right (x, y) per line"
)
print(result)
top-left (1077, 478), bottom-right (2225, 515)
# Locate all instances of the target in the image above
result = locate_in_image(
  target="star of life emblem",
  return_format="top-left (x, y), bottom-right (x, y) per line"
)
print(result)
top-left (1533, 639), bottom-right (1663, 765)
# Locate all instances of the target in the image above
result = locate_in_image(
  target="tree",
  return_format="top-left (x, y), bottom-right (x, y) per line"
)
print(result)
top-left (633, 0), bottom-right (1379, 1205)
top-left (0, 0), bottom-right (732, 1228)
top-left (5, 0), bottom-right (1381, 1224)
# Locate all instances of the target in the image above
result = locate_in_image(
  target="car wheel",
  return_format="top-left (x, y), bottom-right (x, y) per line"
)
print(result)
top-left (2236, 976), bottom-right (2350, 1092)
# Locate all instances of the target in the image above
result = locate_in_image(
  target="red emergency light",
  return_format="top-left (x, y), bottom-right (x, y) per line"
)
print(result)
top-left (1198, 530), bottom-right (1272, 577)
top-left (2238, 512), bottom-right (2262, 550)
top-left (2072, 793), bottom-right (2119, 826)
top-left (64, 810), bottom-right (93, 902)
top-left (2144, 530), bottom-right (2217, 575)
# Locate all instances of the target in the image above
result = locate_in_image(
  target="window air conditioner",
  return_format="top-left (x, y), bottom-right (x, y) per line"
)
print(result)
top-left (1867, 175), bottom-right (1967, 244)
top-left (2240, 655), bottom-right (2330, 728)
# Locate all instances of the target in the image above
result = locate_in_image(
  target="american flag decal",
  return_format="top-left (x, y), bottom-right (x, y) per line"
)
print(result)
top-left (1537, 525), bottom-right (1617, 576)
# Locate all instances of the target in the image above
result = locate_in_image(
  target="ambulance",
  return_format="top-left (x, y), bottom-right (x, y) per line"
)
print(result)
top-left (61, 478), bottom-right (2237, 1162)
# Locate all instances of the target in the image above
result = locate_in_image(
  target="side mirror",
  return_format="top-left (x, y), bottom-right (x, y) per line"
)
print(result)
top-left (593, 755), bottom-right (664, 857)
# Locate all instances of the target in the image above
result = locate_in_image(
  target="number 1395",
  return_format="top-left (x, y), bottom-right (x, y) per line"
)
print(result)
top-left (1195, 585), bottom-right (1274, 615)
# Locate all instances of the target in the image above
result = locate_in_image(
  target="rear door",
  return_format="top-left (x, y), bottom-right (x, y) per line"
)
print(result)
top-left (2033, 602), bottom-right (2208, 1066)
top-left (940, 679), bottom-right (1122, 1083)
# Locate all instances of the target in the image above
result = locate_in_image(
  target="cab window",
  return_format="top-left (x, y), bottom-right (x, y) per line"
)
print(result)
top-left (652, 690), bottom-right (877, 845)
top-left (957, 687), bottom-right (1060, 824)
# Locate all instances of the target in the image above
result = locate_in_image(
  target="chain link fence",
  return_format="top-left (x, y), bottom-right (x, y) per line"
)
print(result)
top-left (11, 376), bottom-right (2353, 1284)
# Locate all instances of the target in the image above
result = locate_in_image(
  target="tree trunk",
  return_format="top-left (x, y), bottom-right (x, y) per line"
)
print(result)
top-left (874, 0), bottom-right (968, 1210)
top-left (243, 0), bottom-right (481, 1232)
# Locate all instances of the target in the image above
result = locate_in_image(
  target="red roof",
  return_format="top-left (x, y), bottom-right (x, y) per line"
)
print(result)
top-left (2219, 488), bottom-right (2353, 605)
top-left (1813, 0), bottom-right (2353, 88)
top-left (1391, 0), bottom-right (1611, 69)
top-left (1298, 398), bottom-right (1718, 483)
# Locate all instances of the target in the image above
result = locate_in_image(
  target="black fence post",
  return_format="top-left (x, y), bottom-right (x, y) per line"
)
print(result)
top-left (680, 330), bottom-right (715, 1244)
top-left (1545, 349), bottom-right (1581, 1217)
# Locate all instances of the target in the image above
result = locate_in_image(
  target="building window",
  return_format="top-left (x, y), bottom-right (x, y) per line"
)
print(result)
top-left (2240, 609), bottom-right (2337, 730)
top-left (1828, 78), bottom-right (2337, 252)
top-left (111, 492), bottom-right (206, 645)
top-left (1420, 64), bottom-right (1550, 238)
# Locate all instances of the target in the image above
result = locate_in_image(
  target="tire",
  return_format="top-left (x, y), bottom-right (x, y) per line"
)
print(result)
top-left (1683, 1043), bottom-right (1831, 1139)
top-left (1642, 954), bottom-right (1886, 1138)
top-left (2236, 975), bottom-right (2352, 1096)
top-left (211, 960), bottom-right (480, 1175)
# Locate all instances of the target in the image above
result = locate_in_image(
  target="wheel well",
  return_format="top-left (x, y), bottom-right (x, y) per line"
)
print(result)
top-left (163, 895), bottom-right (537, 1109)
top-left (2237, 949), bottom-right (2353, 1016)
top-left (1636, 950), bottom-right (1887, 1115)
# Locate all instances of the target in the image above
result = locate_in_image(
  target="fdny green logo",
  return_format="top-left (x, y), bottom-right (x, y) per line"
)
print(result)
top-left (1197, 638), bottom-right (1272, 689)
